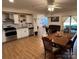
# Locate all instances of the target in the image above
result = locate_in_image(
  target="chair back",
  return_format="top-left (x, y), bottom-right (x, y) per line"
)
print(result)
top-left (42, 37), bottom-right (52, 52)
top-left (72, 33), bottom-right (77, 47)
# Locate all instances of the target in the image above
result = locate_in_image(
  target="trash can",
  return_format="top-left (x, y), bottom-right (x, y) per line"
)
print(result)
top-left (35, 31), bottom-right (38, 36)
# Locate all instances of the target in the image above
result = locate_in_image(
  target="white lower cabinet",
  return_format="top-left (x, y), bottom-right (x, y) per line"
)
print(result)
top-left (17, 29), bottom-right (22, 38)
top-left (17, 28), bottom-right (29, 39)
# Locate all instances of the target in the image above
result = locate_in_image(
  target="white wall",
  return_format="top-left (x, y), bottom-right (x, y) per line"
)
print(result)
top-left (47, 10), bottom-right (77, 31)
top-left (33, 16), bottom-right (38, 32)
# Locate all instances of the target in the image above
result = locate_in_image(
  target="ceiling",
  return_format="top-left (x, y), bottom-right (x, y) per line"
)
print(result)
top-left (2, 0), bottom-right (77, 14)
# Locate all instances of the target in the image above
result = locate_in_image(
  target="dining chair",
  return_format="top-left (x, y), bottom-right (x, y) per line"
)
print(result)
top-left (65, 33), bottom-right (77, 55)
top-left (42, 37), bottom-right (64, 59)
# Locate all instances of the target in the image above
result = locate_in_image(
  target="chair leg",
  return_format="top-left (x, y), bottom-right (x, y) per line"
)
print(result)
top-left (49, 53), bottom-right (53, 59)
top-left (71, 48), bottom-right (73, 54)
top-left (69, 49), bottom-right (72, 59)
top-left (45, 51), bottom-right (46, 59)
top-left (70, 48), bottom-right (73, 55)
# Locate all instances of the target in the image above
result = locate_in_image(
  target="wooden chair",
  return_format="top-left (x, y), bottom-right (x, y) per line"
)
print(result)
top-left (42, 37), bottom-right (64, 59)
top-left (65, 33), bottom-right (77, 54)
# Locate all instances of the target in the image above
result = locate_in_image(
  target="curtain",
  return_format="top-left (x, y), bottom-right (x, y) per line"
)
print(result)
top-left (72, 16), bottom-right (77, 22)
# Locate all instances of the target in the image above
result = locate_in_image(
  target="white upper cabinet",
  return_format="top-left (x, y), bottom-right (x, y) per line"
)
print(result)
top-left (13, 14), bottom-right (19, 24)
top-left (25, 15), bottom-right (33, 23)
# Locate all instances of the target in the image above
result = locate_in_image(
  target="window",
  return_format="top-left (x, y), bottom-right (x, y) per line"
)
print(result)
top-left (64, 16), bottom-right (77, 34)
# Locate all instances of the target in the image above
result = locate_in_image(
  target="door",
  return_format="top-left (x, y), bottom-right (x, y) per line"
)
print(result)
top-left (14, 14), bottom-right (19, 24)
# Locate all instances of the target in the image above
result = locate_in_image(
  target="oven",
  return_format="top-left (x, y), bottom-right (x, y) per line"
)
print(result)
top-left (3, 27), bottom-right (17, 40)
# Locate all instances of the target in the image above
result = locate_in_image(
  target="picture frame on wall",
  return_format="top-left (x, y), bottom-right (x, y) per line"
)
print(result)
top-left (51, 17), bottom-right (59, 22)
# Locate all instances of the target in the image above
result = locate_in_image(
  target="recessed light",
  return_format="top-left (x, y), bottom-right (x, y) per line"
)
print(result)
top-left (9, 0), bottom-right (14, 3)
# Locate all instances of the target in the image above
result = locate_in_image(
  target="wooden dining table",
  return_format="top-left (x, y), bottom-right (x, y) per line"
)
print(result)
top-left (46, 32), bottom-right (72, 46)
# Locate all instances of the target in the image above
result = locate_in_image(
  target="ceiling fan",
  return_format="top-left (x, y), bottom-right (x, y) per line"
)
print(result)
top-left (47, 0), bottom-right (62, 11)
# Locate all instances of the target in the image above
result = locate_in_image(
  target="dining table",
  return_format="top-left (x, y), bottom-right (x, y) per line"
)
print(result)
top-left (46, 32), bottom-right (72, 46)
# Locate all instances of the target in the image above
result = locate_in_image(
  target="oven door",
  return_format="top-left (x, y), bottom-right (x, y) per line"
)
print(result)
top-left (5, 31), bottom-right (17, 36)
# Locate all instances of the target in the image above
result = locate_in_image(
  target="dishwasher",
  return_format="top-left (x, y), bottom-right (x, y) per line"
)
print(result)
top-left (29, 27), bottom-right (34, 36)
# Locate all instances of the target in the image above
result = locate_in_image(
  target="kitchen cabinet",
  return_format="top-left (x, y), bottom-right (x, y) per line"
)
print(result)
top-left (17, 28), bottom-right (29, 39)
top-left (13, 14), bottom-right (19, 24)
top-left (2, 13), bottom-right (7, 21)
top-left (9, 13), bottom-right (14, 20)
top-left (17, 29), bottom-right (22, 38)
top-left (25, 15), bottom-right (33, 23)
top-left (2, 31), bottom-right (6, 42)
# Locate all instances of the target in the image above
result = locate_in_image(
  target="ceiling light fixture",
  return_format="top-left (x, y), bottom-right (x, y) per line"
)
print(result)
top-left (48, 7), bottom-right (54, 11)
top-left (9, 0), bottom-right (14, 3)
top-left (48, 5), bottom-right (54, 11)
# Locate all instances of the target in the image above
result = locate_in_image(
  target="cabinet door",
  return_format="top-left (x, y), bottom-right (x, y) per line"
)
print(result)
top-left (26, 15), bottom-right (33, 23)
top-left (17, 28), bottom-right (29, 39)
top-left (21, 29), bottom-right (26, 38)
top-left (22, 28), bottom-right (29, 37)
top-left (25, 28), bottom-right (29, 36)
top-left (14, 14), bottom-right (19, 24)
top-left (17, 29), bottom-right (22, 39)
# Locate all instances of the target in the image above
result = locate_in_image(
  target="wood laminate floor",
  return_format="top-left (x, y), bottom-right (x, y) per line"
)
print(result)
top-left (2, 36), bottom-right (77, 59)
